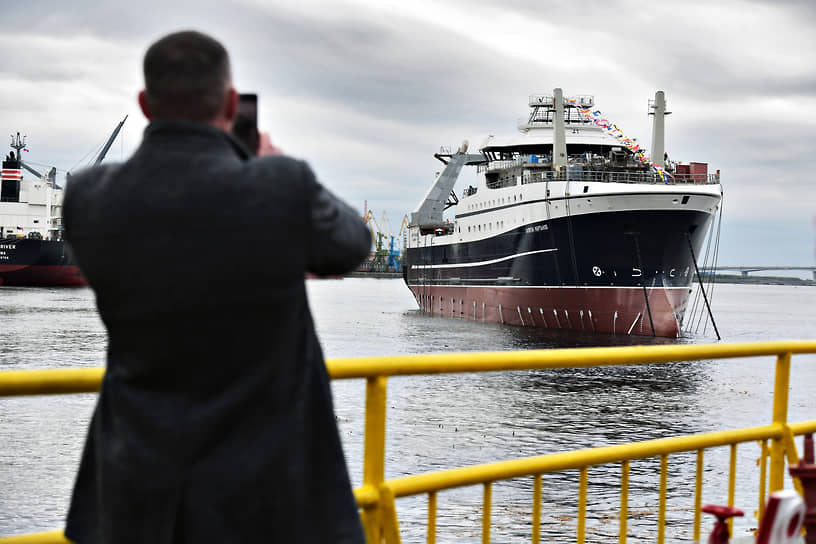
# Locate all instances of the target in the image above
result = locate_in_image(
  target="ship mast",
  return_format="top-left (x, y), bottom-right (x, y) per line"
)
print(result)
top-left (9, 132), bottom-right (25, 163)
top-left (552, 88), bottom-right (567, 176)
top-left (649, 91), bottom-right (671, 169)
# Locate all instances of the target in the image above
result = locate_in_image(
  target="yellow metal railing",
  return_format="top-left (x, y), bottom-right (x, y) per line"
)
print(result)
top-left (1, 340), bottom-right (816, 543)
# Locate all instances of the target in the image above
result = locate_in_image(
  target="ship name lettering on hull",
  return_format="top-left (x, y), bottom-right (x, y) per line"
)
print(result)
top-left (524, 224), bottom-right (549, 234)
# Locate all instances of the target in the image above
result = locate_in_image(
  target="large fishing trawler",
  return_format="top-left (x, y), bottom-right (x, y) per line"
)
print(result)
top-left (0, 119), bottom-right (126, 287)
top-left (403, 89), bottom-right (723, 337)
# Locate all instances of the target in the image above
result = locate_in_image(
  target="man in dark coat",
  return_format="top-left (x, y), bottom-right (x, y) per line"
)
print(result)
top-left (63, 31), bottom-right (370, 544)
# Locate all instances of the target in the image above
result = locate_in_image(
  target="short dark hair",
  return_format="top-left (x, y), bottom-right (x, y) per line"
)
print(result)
top-left (143, 31), bottom-right (231, 122)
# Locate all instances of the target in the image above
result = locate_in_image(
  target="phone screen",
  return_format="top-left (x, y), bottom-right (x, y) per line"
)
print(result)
top-left (232, 93), bottom-right (259, 154)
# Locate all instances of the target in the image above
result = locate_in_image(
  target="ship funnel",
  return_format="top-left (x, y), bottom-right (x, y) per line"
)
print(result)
top-left (650, 91), bottom-right (670, 168)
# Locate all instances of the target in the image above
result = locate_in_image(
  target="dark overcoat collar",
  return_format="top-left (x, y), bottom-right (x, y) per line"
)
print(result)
top-left (142, 119), bottom-right (252, 160)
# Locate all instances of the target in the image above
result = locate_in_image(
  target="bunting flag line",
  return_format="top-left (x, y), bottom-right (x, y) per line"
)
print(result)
top-left (566, 97), bottom-right (668, 181)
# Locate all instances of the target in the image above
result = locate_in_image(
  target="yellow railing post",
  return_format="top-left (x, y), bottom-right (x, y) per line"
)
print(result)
top-left (657, 455), bottom-right (668, 544)
top-left (532, 475), bottom-right (542, 544)
top-left (728, 444), bottom-right (737, 535)
top-left (758, 439), bottom-right (768, 521)
top-left (694, 449), bottom-right (704, 542)
top-left (427, 491), bottom-right (437, 544)
top-left (362, 376), bottom-right (389, 543)
top-left (769, 352), bottom-right (791, 492)
top-left (482, 482), bottom-right (492, 544)
top-left (619, 460), bottom-right (630, 544)
top-left (578, 467), bottom-right (588, 544)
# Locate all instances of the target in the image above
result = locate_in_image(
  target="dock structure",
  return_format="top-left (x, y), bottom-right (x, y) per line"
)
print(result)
top-left (702, 266), bottom-right (816, 280)
top-left (2, 340), bottom-right (816, 543)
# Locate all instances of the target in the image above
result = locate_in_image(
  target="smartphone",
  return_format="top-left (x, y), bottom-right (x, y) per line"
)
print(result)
top-left (232, 93), bottom-right (259, 154)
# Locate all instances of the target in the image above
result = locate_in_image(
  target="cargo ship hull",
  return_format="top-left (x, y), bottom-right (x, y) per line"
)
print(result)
top-left (405, 205), bottom-right (715, 338)
top-left (0, 239), bottom-right (86, 287)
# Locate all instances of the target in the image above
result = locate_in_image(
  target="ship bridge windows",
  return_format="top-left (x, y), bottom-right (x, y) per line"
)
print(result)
top-left (485, 172), bottom-right (518, 189)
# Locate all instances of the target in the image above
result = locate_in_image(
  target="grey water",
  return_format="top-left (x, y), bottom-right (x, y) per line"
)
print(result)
top-left (1, 280), bottom-right (815, 542)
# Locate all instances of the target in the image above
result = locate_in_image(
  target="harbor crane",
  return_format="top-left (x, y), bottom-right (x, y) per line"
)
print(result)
top-left (363, 209), bottom-right (404, 273)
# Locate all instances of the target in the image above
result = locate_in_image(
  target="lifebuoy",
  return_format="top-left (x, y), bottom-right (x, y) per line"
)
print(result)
top-left (756, 489), bottom-right (805, 544)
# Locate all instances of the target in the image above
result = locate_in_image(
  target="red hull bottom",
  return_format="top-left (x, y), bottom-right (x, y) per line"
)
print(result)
top-left (0, 265), bottom-right (87, 287)
top-left (407, 285), bottom-right (691, 338)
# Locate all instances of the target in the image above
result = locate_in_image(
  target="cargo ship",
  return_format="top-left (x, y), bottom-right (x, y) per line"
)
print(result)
top-left (0, 119), bottom-right (126, 287)
top-left (403, 89), bottom-right (723, 337)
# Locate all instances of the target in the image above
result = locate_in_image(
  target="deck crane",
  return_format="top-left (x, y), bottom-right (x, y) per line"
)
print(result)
top-left (94, 115), bottom-right (128, 166)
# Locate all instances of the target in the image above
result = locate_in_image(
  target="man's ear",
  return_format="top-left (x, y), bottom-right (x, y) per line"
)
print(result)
top-left (223, 87), bottom-right (238, 124)
top-left (138, 90), bottom-right (152, 120)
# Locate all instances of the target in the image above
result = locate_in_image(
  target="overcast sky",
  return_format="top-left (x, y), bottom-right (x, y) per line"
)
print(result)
top-left (2, 0), bottom-right (814, 268)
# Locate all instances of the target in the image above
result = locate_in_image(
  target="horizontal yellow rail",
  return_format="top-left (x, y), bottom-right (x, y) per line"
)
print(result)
top-left (327, 340), bottom-right (816, 378)
top-left (2, 340), bottom-right (815, 544)
top-left (386, 424), bottom-right (785, 498)
top-left (0, 533), bottom-right (70, 544)
top-left (2, 341), bottom-right (815, 396)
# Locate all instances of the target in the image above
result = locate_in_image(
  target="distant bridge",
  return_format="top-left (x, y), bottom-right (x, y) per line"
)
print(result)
top-left (700, 266), bottom-right (816, 280)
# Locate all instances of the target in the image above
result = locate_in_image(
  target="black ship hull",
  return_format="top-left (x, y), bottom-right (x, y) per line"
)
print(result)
top-left (404, 208), bottom-right (714, 337)
top-left (0, 239), bottom-right (86, 287)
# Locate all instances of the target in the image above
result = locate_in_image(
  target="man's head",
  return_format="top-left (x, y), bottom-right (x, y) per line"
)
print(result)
top-left (139, 31), bottom-right (237, 130)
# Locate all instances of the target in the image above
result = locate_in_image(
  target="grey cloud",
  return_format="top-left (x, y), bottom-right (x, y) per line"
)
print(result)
top-left (1, 0), bottom-right (814, 266)
top-left (226, 9), bottom-right (527, 128)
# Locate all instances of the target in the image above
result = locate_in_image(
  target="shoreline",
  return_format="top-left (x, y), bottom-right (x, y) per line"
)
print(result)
top-left (698, 273), bottom-right (815, 286)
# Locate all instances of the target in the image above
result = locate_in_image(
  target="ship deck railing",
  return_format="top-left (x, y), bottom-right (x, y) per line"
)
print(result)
top-left (478, 159), bottom-right (719, 185)
top-left (1, 340), bottom-right (815, 544)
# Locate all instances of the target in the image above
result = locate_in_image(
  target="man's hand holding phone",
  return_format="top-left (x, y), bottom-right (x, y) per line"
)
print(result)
top-left (233, 93), bottom-right (282, 157)
top-left (257, 132), bottom-right (283, 156)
